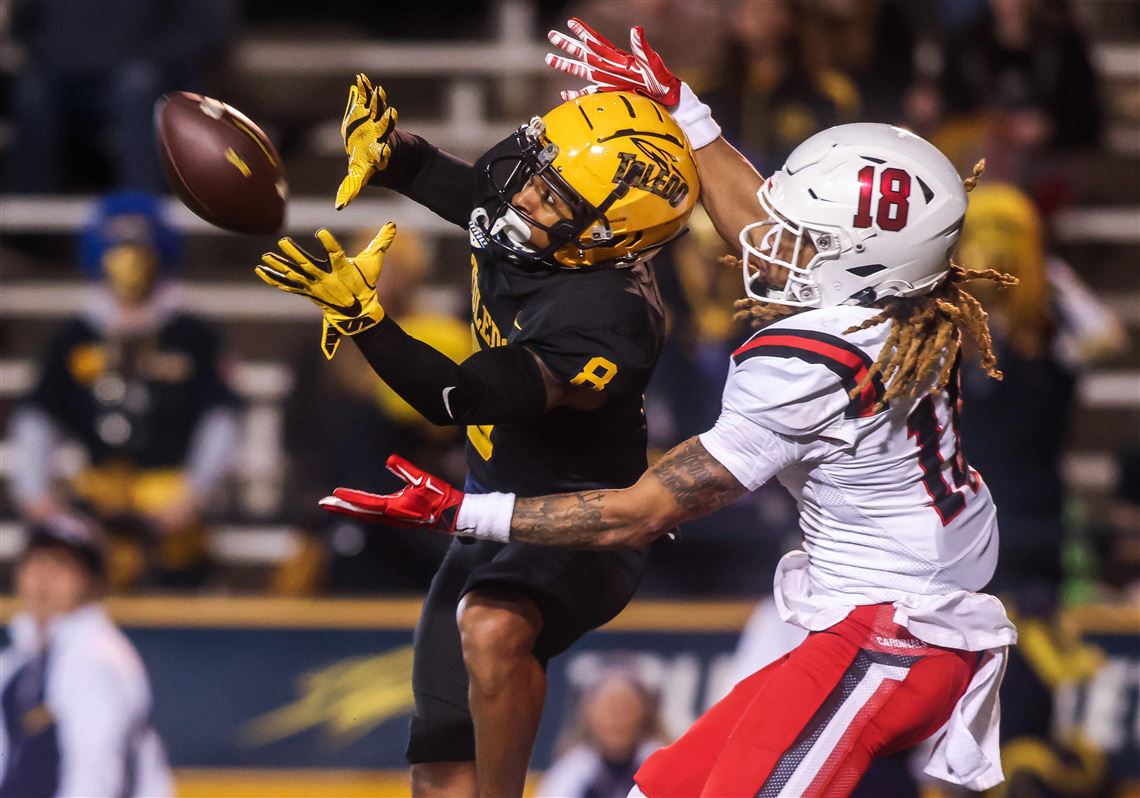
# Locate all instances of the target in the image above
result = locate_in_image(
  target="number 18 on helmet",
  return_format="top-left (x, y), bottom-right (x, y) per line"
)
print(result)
top-left (741, 123), bottom-right (969, 308)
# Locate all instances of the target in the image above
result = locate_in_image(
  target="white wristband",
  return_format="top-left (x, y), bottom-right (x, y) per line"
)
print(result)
top-left (672, 82), bottom-right (721, 150)
top-left (456, 491), bottom-right (516, 543)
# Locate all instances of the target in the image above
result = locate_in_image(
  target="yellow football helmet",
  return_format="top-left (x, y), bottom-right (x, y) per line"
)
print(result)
top-left (478, 91), bottom-right (699, 268)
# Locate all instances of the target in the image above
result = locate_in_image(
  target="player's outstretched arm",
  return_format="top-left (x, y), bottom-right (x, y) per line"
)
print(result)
top-left (255, 223), bottom-right (551, 425)
top-left (334, 73), bottom-right (476, 226)
top-left (336, 74), bottom-right (398, 210)
top-left (321, 437), bottom-right (748, 549)
top-left (255, 224), bottom-right (396, 359)
top-left (544, 19), bottom-right (765, 248)
top-left (509, 436), bottom-right (749, 548)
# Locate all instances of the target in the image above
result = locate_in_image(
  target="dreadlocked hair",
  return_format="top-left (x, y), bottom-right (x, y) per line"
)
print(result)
top-left (843, 159), bottom-right (1016, 409)
top-left (962, 158), bottom-right (986, 193)
top-left (843, 261), bottom-right (1017, 410)
top-left (729, 158), bottom-right (1017, 410)
top-left (732, 295), bottom-right (800, 325)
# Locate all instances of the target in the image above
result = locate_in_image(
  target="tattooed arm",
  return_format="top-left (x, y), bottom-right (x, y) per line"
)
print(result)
top-left (508, 436), bottom-right (749, 549)
top-left (319, 436), bottom-right (751, 547)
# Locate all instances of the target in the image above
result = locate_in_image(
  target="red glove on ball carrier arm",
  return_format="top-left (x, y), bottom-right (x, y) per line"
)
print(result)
top-left (319, 455), bottom-right (465, 532)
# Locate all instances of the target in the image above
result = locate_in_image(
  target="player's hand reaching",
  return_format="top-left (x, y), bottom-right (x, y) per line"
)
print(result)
top-left (545, 19), bottom-right (721, 150)
top-left (335, 73), bottom-right (398, 210)
top-left (545, 18), bottom-right (680, 106)
top-left (255, 222), bottom-right (397, 358)
top-left (320, 455), bottom-right (466, 533)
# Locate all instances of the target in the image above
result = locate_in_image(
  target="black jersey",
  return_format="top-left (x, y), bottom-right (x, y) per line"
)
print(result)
top-left (377, 130), bottom-right (665, 496)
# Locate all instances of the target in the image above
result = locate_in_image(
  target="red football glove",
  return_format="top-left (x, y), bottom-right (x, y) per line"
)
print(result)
top-left (545, 18), bottom-right (681, 106)
top-left (319, 455), bottom-right (464, 532)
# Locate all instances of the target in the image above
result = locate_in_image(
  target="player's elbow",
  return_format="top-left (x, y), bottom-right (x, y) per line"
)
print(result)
top-left (600, 494), bottom-right (675, 549)
top-left (421, 408), bottom-right (463, 427)
top-left (591, 525), bottom-right (646, 550)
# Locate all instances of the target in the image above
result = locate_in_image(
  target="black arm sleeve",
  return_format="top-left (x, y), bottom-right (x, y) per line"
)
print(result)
top-left (351, 316), bottom-right (547, 426)
top-left (367, 130), bottom-right (477, 228)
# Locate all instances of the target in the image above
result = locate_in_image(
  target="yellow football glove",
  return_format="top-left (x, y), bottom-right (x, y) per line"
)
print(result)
top-left (335, 74), bottom-right (398, 210)
top-left (255, 223), bottom-right (398, 359)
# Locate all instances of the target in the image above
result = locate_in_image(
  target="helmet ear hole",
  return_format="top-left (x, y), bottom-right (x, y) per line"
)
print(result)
top-left (809, 230), bottom-right (837, 253)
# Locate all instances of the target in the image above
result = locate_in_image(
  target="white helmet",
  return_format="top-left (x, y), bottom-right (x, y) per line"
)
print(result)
top-left (740, 123), bottom-right (968, 308)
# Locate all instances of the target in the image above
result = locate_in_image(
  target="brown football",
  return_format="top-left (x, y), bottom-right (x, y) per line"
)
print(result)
top-left (155, 92), bottom-right (287, 235)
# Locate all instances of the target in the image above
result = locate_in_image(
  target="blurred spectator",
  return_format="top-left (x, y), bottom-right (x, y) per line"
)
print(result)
top-left (957, 182), bottom-right (1125, 610)
top-left (808, 0), bottom-right (920, 123)
top-left (929, 0), bottom-right (1102, 184)
top-left (538, 666), bottom-right (668, 798)
top-left (4, 0), bottom-right (234, 193)
top-left (7, 192), bottom-right (241, 588)
top-left (703, 0), bottom-right (861, 174)
top-left (942, 0), bottom-right (1101, 150)
top-left (276, 227), bottom-right (467, 594)
top-left (0, 516), bottom-right (173, 797)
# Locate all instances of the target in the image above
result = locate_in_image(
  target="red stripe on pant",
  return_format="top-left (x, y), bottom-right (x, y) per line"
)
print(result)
top-left (634, 605), bottom-right (977, 798)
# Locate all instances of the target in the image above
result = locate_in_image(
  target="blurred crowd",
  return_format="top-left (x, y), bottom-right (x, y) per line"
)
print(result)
top-left (1, 1), bottom-right (1137, 794)
top-left (0, 0), bottom-right (1110, 198)
top-left (3, 0), bottom-right (1134, 620)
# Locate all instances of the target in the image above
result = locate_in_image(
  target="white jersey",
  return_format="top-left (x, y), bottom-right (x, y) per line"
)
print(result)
top-left (702, 305), bottom-right (999, 607)
top-left (700, 305), bottom-right (1017, 790)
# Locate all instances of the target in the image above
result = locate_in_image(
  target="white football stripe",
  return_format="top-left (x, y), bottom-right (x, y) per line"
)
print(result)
top-left (776, 661), bottom-right (910, 797)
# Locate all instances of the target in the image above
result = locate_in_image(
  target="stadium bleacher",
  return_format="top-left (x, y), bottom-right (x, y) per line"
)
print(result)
top-left (0, 0), bottom-right (1137, 578)
top-left (1, 4), bottom-right (1139, 796)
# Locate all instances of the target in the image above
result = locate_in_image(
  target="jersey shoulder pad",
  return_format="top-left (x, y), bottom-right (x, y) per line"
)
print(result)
top-left (525, 268), bottom-right (659, 341)
top-left (725, 309), bottom-right (887, 436)
top-left (520, 271), bottom-right (662, 393)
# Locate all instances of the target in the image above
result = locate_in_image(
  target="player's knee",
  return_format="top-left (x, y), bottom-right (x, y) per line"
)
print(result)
top-left (456, 592), bottom-right (541, 678)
